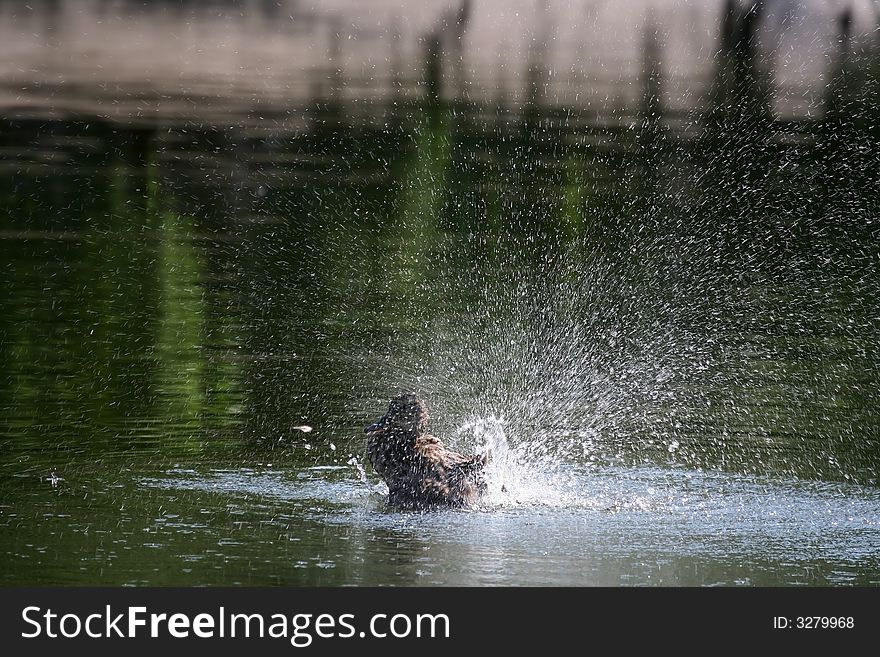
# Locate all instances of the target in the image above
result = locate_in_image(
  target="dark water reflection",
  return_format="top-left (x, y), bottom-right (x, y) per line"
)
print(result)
top-left (1, 1), bottom-right (879, 586)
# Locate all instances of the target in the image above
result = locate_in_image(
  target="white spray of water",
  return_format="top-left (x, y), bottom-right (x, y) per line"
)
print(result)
top-left (455, 414), bottom-right (604, 509)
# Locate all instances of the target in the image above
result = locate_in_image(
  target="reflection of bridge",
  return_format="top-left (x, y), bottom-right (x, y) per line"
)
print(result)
top-left (0, 0), bottom-right (875, 123)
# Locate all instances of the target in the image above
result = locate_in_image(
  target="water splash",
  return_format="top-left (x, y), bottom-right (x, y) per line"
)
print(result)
top-left (454, 413), bottom-right (603, 509)
top-left (355, 225), bottom-right (725, 478)
top-left (356, 191), bottom-right (874, 495)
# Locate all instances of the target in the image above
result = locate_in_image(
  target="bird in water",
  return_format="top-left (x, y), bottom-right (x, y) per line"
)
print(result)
top-left (364, 393), bottom-right (488, 510)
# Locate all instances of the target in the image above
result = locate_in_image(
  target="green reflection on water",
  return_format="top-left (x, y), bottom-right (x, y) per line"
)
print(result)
top-left (155, 206), bottom-right (206, 435)
top-left (1, 83), bottom-right (878, 479)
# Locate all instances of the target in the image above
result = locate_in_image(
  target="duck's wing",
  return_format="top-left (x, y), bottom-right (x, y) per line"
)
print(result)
top-left (414, 434), bottom-right (454, 464)
top-left (409, 435), bottom-right (487, 506)
top-left (448, 454), bottom-right (488, 482)
top-left (415, 435), bottom-right (487, 471)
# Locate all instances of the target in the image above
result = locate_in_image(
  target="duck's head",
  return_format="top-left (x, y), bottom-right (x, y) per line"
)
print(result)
top-left (364, 393), bottom-right (429, 440)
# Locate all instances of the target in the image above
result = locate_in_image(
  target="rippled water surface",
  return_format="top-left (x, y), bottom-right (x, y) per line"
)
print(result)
top-left (5, 458), bottom-right (879, 586)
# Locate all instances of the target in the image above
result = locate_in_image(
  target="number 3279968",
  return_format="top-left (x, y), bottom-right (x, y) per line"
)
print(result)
top-left (773, 617), bottom-right (854, 629)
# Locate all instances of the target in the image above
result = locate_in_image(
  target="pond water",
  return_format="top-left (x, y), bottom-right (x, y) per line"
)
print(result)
top-left (7, 459), bottom-right (880, 586)
top-left (1, 1), bottom-right (879, 586)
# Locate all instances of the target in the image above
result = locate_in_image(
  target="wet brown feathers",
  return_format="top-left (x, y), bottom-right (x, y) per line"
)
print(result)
top-left (364, 393), bottom-right (487, 510)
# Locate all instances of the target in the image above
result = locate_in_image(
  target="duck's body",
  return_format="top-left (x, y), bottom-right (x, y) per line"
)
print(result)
top-left (365, 393), bottom-right (487, 510)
